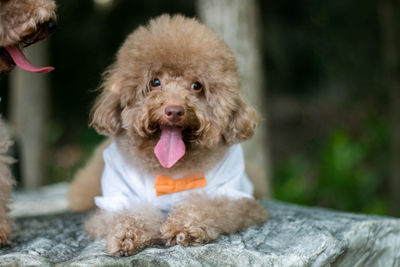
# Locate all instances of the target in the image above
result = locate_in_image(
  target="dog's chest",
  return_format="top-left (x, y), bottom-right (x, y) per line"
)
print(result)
top-left (94, 142), bottom-right (254, 213)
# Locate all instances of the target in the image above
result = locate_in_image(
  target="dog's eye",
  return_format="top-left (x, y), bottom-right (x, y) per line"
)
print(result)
top-left (191, 82), bottom-right (202, 92)
top-left (149, 78), bottom-right (161, 89)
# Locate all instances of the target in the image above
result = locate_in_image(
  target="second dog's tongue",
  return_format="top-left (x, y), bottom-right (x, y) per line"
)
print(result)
top-left (5, 45), bottom-right (54, 73)
top-left (154, 126), bottom-right (185, 168)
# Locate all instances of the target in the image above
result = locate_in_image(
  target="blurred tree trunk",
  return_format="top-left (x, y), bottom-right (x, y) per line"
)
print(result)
top-left (197, 0), bottom-right (270, 198)
top-left (379, 0), bottom-right (400, 216)
top-left (9, 41), bottom-right (51, 188)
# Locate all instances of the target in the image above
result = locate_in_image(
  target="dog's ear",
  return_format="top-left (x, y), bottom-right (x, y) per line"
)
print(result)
top-left (90, 66), bottom-right (124, 136)
top-left (223, 96), bottom-right (259, 145)
top-left (90, 89), bottom-right (122, 136)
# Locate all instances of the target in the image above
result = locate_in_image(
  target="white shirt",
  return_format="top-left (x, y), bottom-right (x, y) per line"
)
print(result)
top-left (95, 142), bottom-right (254, 213)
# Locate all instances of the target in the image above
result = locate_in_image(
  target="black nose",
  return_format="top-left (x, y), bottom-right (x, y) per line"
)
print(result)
top-left (164, 105), bottom-right (185, 123)
top-left (45, 19), bottom-right (57, 34)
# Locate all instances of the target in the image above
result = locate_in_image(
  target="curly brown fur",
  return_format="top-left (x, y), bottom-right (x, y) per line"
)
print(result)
top-left (85, 206), bottom-right (163, 256)
top-left (0, 0), bottom-right (56, 72)
top-left (161, 194), bottom-right (267, 246)
top-left (70, 14), bottom-right (267, 256)
top-left (0, 120), bottom-right (14, 246)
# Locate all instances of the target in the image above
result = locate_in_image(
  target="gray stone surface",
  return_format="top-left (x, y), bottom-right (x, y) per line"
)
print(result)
top-left (10, 182), bottom-right (69, 217)
top-left (0, 200), bottom-right (399, 266)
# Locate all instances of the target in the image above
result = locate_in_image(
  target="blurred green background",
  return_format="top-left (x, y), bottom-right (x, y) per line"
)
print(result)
top-left (1, 0), bottom-right (399, 217)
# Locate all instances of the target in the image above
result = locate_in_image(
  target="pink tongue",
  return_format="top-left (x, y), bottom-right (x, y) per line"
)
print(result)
top-left (154, 126), bottom-right (186, 168)
top-left (5, 45), bottom-right (54, 73)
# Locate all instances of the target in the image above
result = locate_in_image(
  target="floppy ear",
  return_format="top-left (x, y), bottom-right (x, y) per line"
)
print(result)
top-left (223, 96), bottom-right (259, 145)
top-left (90, 66), bottom-right (124, 136)
top-left (90, 90), bottom-right (122, 136)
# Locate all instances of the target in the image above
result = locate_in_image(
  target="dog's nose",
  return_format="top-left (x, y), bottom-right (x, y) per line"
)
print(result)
top-left (45, 19), bottom-right (57, 34)
top-left (164, 105), bottom-right (185, 123)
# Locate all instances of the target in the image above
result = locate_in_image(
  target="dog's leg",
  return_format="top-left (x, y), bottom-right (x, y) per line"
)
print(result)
top-left (0, 136), bottom-right (14, 246)
top-left (0, 205), bottom-right (12, 247)
top-left (0, 164), bottom-right (13, 246)
top-left (0, 180), bottom-right (12, 246)
top-left (161, 194), bottom-right (267, 246)
top-left (85, 205), bottom-right (163, 256)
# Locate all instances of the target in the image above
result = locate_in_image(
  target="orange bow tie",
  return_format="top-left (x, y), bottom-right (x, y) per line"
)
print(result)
top-left (154, 173), bottom-right (207, 196)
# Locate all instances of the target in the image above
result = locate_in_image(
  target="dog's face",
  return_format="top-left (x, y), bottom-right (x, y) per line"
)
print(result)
top-left (0, 0), bottom-right (56, 72)
top-left (91, 15), bottom-right (258, 168)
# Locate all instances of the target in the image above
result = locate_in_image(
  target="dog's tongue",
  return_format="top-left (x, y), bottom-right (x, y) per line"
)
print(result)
top-left (5, 45), bottom-right (54, 73)
top-left (154, 126), bottom-right (185, 168)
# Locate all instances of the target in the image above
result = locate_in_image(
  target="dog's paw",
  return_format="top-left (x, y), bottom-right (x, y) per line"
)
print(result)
top-left (161, 220), bottom-right (215, 246)
top-left (106, 216), bottom-right (160, 256)
top-left (106, 228), bottom-right (147, 256)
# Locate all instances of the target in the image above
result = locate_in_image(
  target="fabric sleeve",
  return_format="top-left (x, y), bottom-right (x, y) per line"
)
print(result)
top-left (207, 144), bottom-right (254, 200)
top-left (213, 172), bottom-right (254, 200)
top-left (94, 143), bottom-right (141, 212)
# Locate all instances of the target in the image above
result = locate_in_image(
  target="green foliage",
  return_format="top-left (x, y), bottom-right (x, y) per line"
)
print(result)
top-left (261, 0), bottom-right (382, 97)
top-left (273, 117), bottom-right (390, 215)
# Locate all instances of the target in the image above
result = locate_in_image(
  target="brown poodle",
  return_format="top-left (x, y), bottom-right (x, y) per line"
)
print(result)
top-left (69, 14), bottom-right (267, 256)
top-left (0, 0), bottom-right (56, 246)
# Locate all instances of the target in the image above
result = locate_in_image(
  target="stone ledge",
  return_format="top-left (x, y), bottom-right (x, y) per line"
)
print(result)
top-left (10, 182), bottom-right (69, 218)
top-left (0, 200), bottom-right (399, 266)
